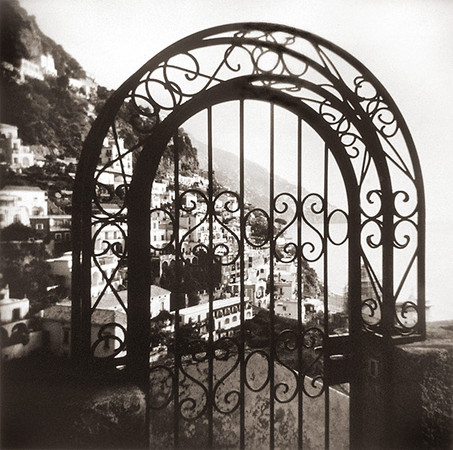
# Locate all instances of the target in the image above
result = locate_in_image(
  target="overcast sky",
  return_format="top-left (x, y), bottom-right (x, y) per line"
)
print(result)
top-left (20, 0), bottom-right (452, 216)
top-left (18, 0), bottom-right (453, 317)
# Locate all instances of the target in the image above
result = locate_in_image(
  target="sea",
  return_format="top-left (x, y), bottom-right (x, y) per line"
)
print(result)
top-left (285, 220), bottom-right (453, 323)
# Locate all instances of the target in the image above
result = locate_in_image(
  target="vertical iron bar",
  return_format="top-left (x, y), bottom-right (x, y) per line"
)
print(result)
top-left (418, 193), bottom-right (426, 339)
top-left (382, 177), bottom-right (394, 448)
top-left (207, 106), bottom-right (214, 448)
top-left (348, 169), bottom-right (362, 450)
top-left (239, 99), bottom-right (246, 450)
top-left (173, 132), bottom-right (181, 448)
top-left (323, 144), bottom-right (330, 450)
top-left (297, 118), bottom-right (303, 450)
top-left (269, 103), bottom-right (275, 450)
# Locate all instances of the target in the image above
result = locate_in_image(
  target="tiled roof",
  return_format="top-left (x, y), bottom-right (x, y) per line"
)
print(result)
top-left (42, 301), bottom-right (126, 326)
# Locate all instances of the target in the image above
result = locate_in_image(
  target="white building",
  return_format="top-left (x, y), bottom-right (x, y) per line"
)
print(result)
top-left (68, 76), bottom-right (97, 98)
top-left (0, 185), bottom-right (48, 228)
top-left (151, 180), bottom-right (174, 208)
top-left (41, 300), bottom-right (127, 358)
top-left (178, 296), bottom-right (254, 338)
top-left (46, 251), bottom-right (123, 299)
top-left (18, 54), bottom-right (57, 83)
top-left (40, 54), bottom-right (57, 77)
top-left (19, 58), bottom-right (44, 82)
top-left (41, 285), bottom-right (171, 359)
top-left (97, 137), bottom-right (133, 186)
top-left (97, 285), bottom-right (171, 319)
top-left (0, 287), bottom-right (42, 360)
top-left (0, 123), bottom-right (35, 171)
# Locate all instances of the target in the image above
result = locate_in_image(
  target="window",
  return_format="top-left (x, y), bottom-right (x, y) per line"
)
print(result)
top-left (55, 233), bottom-right (62, 241)
top-left (161, 302), bottom-right (165, 311)
top-left (65, 232), bottom-right (71, 241)
top-left (12, 308), bottom-right (21, 321)
top-left (36, 223), bottom-right (44, 230)
top-left (232, 316), bottom-right (237, 322)
top-left (13, 214), bottom-right (21, 224)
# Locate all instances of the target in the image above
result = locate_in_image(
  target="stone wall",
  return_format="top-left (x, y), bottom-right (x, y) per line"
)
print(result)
top-left (149, 352), bottom-right (349, 449)
top-left (391, 322), bottom-right (453, 449)
top-left (2, 321), bottom-right (451, 449)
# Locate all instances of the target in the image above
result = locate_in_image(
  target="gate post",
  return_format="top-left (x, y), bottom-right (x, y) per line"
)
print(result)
top-left (350, 334), bottom-right (395, 450)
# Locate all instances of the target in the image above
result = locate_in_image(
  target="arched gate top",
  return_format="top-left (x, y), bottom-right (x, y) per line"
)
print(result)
top-left (72, 22), bottom-right (426, 368)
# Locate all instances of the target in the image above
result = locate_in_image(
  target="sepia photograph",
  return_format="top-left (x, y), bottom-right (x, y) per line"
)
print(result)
top-left (1, 0), bottom-right (452, 448)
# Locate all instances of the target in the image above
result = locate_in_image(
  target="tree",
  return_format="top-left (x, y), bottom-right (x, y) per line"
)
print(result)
top-left (0, 223), bottom-right (37, 242)
top-left (0, 233), bottom-right (65, 308)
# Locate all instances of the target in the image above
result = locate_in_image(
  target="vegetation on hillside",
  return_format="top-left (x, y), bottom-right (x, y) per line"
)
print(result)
top-left (1, 74), bottom-right (91, 157)
top-left (0, 224), bottom-right (68, 309)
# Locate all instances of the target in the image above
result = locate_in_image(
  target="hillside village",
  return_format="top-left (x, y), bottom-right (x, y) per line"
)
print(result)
top-left (1, 112), bottom-right (348, 361)
top-left (0, 0), bottom-right (349, 363)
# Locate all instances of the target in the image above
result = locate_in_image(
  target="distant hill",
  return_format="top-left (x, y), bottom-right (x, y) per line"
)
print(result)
top-left (0, 0), bottom-right (85, 78)
top-left (194, 137), bottom-right (345, 223)
top-left (194, 137), bottom-right (305, 210)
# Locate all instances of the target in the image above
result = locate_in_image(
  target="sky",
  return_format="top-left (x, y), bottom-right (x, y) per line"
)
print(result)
top-left (17, 0), bottom-right (453, 318)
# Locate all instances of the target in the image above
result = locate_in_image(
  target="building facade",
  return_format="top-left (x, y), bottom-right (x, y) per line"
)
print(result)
top-left (0, 185), bottom-right (48, 228)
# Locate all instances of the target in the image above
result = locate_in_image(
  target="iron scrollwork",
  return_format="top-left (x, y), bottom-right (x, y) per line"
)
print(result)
top-left (75, 22), bottom-right (425, 448)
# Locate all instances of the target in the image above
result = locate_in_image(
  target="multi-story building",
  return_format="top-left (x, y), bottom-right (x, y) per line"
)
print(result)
top-left (97, 285), bottom-right (171, 319)
top-left (39, 54), bottom-right (57, 77)
top-left (18, 58), bottom-right (44, 82)
top-left (97, 137), bottom-right (133, 188)
top-left (178, 296), bottom-right (254, 339)
top-left (29, 214), bottom-right (72, 255)
top-left (18, 54), bottom-right (57, 83)
top-left (41, 299), bottom-right (127, 358)
top-left (47, 251), bottom-right (124, 300)
top-left (0, 287), bottom-right (42, 360)
top-left (41, 285), bottom-right (171, 358)
top-left (0, 185), bottom-right (48, 228)
top-left (68, 76), bottom-right (97, 98)
top-left (0, 123), bottom-right (35, 171)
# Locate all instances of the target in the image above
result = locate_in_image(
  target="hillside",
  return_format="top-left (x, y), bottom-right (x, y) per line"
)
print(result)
top-left (194, 138), bottom-right (345, 223)
top-left (0, 0), bottom-right (85, 78)
top-left (194, 138), bottom-right (302, 210)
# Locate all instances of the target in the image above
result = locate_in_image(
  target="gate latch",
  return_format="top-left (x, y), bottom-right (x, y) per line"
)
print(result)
top-left (325, 335), bottom-right (353, 385)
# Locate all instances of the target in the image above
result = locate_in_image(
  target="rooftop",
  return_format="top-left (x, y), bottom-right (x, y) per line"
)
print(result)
top-left (1, 185), bottom-right (45, 192)
top-left (42, 301), bottom-right (126, 326)
top-left (96, 285), bottom-right (171, 310)
top-left (179, 296), bottom-right (246, 316)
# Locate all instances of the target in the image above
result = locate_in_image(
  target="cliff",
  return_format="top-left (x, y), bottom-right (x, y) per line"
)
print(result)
top-left (0, 0), bottom-right (85, 78)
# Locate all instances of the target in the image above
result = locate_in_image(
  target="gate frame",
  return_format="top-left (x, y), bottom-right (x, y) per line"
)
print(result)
top-left (71, 22), bottom-right (425, 449)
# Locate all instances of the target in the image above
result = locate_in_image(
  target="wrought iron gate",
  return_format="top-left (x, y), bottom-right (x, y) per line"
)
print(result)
top-left (72, 23), bottom-right (425, 449)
